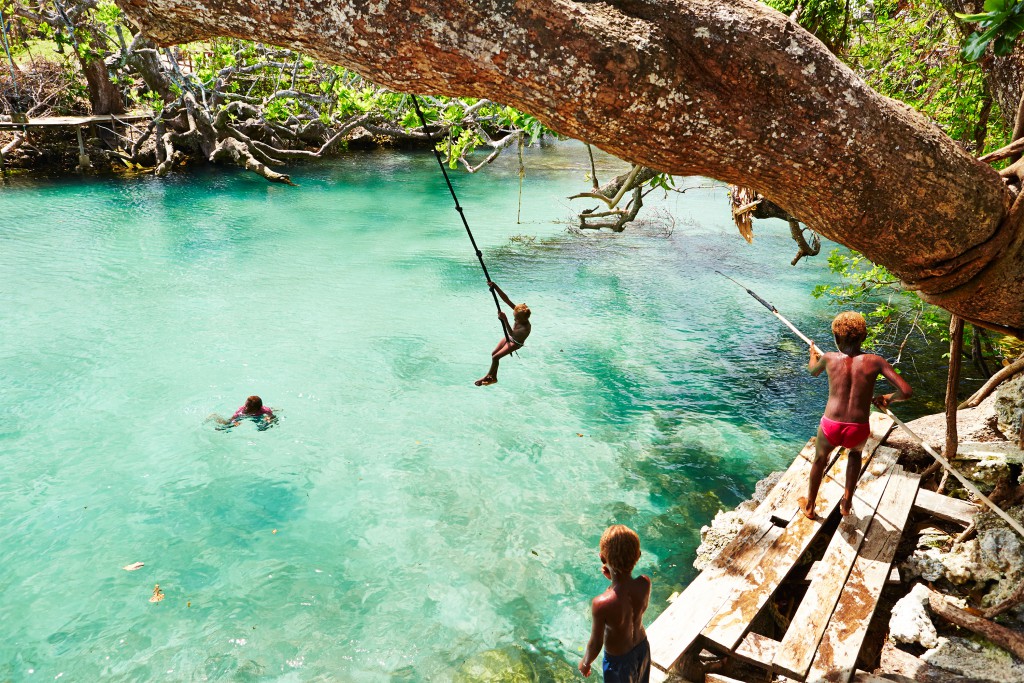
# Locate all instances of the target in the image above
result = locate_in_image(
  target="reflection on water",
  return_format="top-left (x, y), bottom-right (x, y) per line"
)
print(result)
top-left (3, 143), bottom-right (854, 679)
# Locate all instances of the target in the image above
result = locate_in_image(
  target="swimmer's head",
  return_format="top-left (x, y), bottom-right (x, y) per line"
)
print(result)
top-left (599, 524), bottom-right (641, 574)
top-left (513, 303), bottom-right (531, 321)
top-left (832, 311), bottom-right (867, 349)
top-left (244, 395), bottom-right (263, 413)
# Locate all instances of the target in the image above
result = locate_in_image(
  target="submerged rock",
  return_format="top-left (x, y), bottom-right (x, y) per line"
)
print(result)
top-left (454, 645), bottom-right (576, 683)
top-left (889, 583), bottom-right (939, 649)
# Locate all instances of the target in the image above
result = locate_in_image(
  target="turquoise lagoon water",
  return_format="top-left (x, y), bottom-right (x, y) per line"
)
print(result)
top-left (2, 145), bottom-right (845, 680)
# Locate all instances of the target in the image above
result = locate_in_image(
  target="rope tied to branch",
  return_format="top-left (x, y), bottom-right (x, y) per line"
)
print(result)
top-left (409, 94), bottom-right (514, 350)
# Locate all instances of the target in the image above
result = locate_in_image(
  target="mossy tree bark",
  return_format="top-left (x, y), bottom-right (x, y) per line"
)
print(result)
top-left (114, 0), bottom-right (1024, 336)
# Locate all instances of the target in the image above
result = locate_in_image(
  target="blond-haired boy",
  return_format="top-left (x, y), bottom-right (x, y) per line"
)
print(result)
top-left (579, 525), bottom-right (651, 682)
top-left (475, 281), bottom-right (531, 386)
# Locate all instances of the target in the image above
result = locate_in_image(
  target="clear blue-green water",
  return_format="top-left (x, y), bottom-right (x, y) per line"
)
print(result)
top-left (2, 144), bottom-right (845, 681)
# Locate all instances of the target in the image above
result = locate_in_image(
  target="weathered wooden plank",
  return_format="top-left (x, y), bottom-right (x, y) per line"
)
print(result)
top-left (0, 114), bottom-right (152, 129)
top-left (771, 446), bottom-right (901, 680)
top-left (699, 448), bottom-right (859, 654)
top-left (733, 632), bottom-right (780, 668)
top-left (648, 438), bottom-right (818, 670)
top-left (806, 467), bottom-right (921, 683)
top-left (647, 416), bottom-right (894, 673)
top-left (913, 488), bottom-right (979, 526)
top-left (803, 562), bottom-right (899, 586)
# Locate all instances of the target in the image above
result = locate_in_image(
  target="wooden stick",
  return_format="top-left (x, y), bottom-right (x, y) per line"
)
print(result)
top-left (884, 408), bottom-right (1024, 539)
top-left (945, 316), bottom-right (963, 460)
top-left (928, 589), bottom-right (1024, 660)
top-left (774, 310), bottom-right (815, 348)
top-left (959, 353), bottom-right (1024, 408)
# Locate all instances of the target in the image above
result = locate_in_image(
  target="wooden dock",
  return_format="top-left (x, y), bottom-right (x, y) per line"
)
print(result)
top-left (0, 113), bottom-right (152, 129)
top-left (646, 413), bottom-right (957, 683)
top-left (0, 113), bottom-right (153, 172)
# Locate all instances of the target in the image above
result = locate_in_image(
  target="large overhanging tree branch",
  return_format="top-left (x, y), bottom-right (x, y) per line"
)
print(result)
top-left (114, 0), bottom-right (1024, 337)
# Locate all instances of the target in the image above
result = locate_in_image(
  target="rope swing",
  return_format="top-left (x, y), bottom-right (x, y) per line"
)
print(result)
top-left (410, 94), bottom-right (514, 350)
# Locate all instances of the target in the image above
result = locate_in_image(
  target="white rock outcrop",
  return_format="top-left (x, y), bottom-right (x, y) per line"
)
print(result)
top-left (889, 583), bottom-right (939, 649)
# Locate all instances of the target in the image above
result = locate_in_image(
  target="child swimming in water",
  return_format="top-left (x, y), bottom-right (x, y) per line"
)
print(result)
top-left (579, 525), bottom-right (651, 682)
top-left (801, 311), bottom-right (912, 519)
top-left (475, 281), bottom-right (531, 387)
top-left (207, 395), bottom-right (277, 430)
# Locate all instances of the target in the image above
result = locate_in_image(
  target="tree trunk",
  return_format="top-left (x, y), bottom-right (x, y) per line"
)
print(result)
top-left (78, 24), bottom-right (125, 115)
top-left (114, 0), bottom-right (1024, 336)
top-left (928, 590), bottom-right (1024, 661)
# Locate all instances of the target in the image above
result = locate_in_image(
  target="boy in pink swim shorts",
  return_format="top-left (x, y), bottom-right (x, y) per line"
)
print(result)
top-left (801, 312), bottom-right (912, 519)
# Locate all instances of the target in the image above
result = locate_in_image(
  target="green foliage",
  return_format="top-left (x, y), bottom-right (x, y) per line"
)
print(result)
top-left (94, 1), bottom-right (122, 27)
top-left (763, 0), bottom-right (851, 47)
top-left (846, 0), bottom-right (1009, 152)
top-left (812, 249), bottom-right (949, 360)
top-left (956, 0), bottom-right (1024, 60)
top-left (438, 127), bottom-right (484, 169)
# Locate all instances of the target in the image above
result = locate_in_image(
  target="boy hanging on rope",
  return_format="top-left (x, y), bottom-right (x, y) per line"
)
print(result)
top-left (800, 311), bottom-right (912, 519)
top-left (475, 281), bottom-right (531, 387)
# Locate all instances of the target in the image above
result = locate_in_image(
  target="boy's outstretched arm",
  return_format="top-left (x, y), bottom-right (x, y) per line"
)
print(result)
top-left (579, 601), bottom-right (606, 677)
top-left (488, 281), bottom-right (516, 309)
top-left (808, 343), bottom-right (827, 377)
top-left (873, 358), bottom-right (913, 410)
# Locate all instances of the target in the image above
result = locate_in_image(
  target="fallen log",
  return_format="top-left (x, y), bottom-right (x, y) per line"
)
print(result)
top-left (928, 589), bottom-right (1024, 662)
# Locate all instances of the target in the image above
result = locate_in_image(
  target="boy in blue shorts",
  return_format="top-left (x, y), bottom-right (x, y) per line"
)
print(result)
top-left (579, 525), bottom-right (651, 682)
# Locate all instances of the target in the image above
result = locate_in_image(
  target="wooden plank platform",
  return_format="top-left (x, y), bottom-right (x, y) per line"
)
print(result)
top-left (699, 417), bottom-right (895, 655)
top-left (771, 446), bottom-right (901, 680)
top-left (648, 441), bottom-right (810, 674)
top-left (805, 466), bottom-right (921, 683)
top-left (0, 113), bottom-right (152, 129)
top-left (647, 414), bottom-right (895, 676)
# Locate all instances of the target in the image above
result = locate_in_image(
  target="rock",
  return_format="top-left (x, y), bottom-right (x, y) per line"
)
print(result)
top-left (996, 373), bottom-right (1024, 445)
top-left (902, 547), bottom-right (947, 582)
top-left (976, 527), bottom-right (1024, 608)
top-left (902, 523), bottom-right (1024, 615)
top-left (454, 646), bottom-right (576, 683)
top-left (694, 508), bottom-right (748, 571)
top-left (885, 394), bottom-right (1006, 465)
top-left (751, 470), bottom-right (784, 507)
top-left (922, 636), bottom-right (1024, 682)
top-left (346, 126), bottom-right (378, 150)
top-left (691, 471), bottom-right (783, 571)
top-left (890, 583), bottom-right (940, 649)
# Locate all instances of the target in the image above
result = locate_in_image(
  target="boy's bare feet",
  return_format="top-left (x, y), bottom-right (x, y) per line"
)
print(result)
top-left (797, 496), bottom-right (816, 520)
top-left (474, 375), bottom-right (497, 386)
top-left (840, 493), bottom-right (853, 516)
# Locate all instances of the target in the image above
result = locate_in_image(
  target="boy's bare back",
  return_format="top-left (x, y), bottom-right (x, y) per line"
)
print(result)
top-left (819, 351), bottom-right (891, 423)
top-left (593, 574), bottom-right (651, 656)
